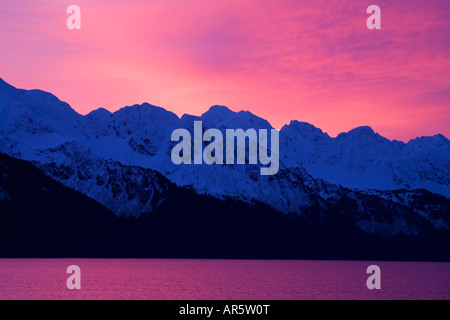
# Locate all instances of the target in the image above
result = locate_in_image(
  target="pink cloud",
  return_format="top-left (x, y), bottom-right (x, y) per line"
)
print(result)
top-left (0, 0), bottom-right (449, 141)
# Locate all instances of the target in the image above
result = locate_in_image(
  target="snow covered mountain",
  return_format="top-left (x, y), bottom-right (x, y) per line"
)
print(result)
top-left (0, 77), bottom-right (449, 238)
top-left (280, 121), bottom-right (450, 197)
top-left (0, 77), bottom-right (312, 214)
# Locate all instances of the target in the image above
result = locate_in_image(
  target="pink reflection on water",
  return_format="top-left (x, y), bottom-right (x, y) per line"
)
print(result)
top-left (0, 259), bottom-right (449, 300)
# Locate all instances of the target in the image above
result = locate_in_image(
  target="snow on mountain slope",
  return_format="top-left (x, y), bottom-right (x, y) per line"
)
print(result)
top-left (2, 77), bottom-right (447, 201)
top-left (0, 80), bottom-right (313, 213)
top-left (280, 121), bottom-right (450, 197)
top-left (32, 141), bottom-right (175, 217)
top-left (156, 106), bottom-right (313, 212)
top-left (0, 77), bottom-right (449, 236)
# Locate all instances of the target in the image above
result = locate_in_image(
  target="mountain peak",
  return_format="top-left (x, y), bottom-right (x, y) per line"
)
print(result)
top-left (114, 103), bottom-right (179, 122)
top-left (201, 105), bottom-right (234, 118)
top-left (281, 120), bottom-right (328, 140)
top-left (409, 133), bottom-right (449, 142)
top-left (87, 107), bottom-right (112, 119)
top-left (407, 133), bottom-right (450, 149)
top-left (121, 102), bottom-right (163, 111)
top-left (348, 126), bottom-right (375, 135)
top-left (0, 77), bottom-right (81, 127)
top-left (199, 105), bottom-right (273, 129)
top-left (287, 120), bottom-right (323, 132)
top-left (337, 126), bottom-right (379, 140)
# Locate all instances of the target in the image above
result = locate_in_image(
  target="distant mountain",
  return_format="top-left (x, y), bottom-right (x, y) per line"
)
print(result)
top-left (1, 78), bottom-right (448, 203)
top-left (280, 121), bottom-right (449, 196)
top-left (0, 77), bottom-right (449, 247)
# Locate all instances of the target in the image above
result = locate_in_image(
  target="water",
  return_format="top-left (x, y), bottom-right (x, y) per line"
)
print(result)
top-left (0, 259), bottom-right (449, 300)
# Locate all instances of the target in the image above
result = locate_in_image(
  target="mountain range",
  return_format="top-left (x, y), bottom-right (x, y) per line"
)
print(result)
top-left (0, 77), bottom-right (449, 260)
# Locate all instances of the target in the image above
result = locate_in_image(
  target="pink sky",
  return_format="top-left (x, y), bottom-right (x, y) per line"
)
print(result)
top-left (1, 0), bottom-right (449, 141)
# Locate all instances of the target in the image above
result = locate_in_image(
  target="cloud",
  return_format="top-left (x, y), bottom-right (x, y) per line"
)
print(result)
top-left (0, 0), bottom-right (448, 141)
